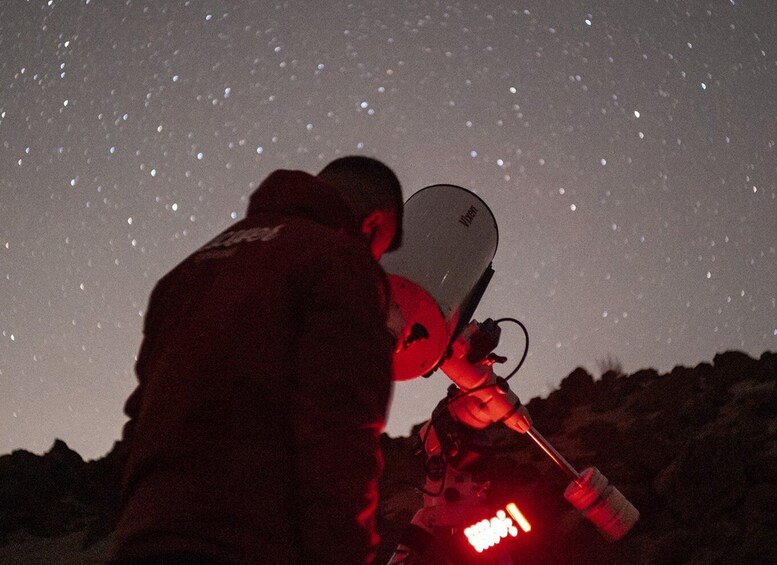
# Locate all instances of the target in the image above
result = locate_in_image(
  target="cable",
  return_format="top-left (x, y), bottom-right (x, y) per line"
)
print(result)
top-left (440, 316), bottom-right (530, 401)
top-left (492, 317), bottom-right (529, 382)
top-left (416, 408), bottom-right (451, 498)
top-left (416, 477), bottom-right (447, 497)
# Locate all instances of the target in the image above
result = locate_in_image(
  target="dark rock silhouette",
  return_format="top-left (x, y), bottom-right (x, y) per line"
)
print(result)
top-left (377, 350), bottom-right (777, 564)
top-left (1, 350), bottom-right (775, 564)
top-left (0, 439), bottom-right (122, 551)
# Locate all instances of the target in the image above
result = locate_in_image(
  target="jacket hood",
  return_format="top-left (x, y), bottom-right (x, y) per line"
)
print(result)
top-left (246, 169), bottom-right (360, 235)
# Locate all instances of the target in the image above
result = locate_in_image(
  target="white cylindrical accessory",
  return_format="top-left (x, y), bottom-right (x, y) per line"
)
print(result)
top-left (564, 467), bottom-right (640, 541)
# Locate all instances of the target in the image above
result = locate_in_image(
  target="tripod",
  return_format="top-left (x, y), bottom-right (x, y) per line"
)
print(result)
top-left (387, 397), bottom-right (518, 565)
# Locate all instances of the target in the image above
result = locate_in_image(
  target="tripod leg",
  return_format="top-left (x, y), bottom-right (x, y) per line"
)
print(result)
top-left (387, 510), bottom-right (435, 564)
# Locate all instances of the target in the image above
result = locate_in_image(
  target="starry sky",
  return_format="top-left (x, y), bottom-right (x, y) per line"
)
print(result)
top-left (1, 0), bottom-right (775, 460)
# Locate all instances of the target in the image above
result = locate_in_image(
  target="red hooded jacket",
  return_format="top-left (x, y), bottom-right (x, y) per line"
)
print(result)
top-left (110, 170), bottom-right (395, 564)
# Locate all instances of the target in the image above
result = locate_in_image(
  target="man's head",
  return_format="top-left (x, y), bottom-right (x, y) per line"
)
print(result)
top-left (317, 156), bottom-right (403, 260)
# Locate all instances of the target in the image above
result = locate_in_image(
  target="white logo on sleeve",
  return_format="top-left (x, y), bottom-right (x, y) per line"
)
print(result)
top-left (200, 224), bottom-right (285, 252)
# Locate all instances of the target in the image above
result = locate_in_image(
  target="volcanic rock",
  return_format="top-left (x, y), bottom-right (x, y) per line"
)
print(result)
top-left (0, 350), bottom-right (775, 564)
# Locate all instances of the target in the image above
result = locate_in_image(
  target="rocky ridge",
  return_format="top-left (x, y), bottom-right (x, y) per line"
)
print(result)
top-left (1, 350), bottom-right (775, 564)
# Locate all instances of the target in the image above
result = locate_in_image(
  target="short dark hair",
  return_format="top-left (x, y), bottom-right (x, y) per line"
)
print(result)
top-left (317, 156), bottom-right (403, 251)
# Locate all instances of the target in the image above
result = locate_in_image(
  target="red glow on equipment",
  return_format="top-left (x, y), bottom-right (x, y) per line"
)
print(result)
top-left (387, 274), bottom-right (450, 381)
top-left (464, 502), bottom-right (531, 553)
top-left (506, 502), bottom-right (532, 533)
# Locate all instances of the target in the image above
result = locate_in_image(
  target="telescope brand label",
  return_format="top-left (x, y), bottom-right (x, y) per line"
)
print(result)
top-left (458, 205), bottom-right (478, 227)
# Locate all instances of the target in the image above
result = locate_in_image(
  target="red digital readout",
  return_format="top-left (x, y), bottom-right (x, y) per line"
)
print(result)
top-left (464, 502), bottom-right (531, 553)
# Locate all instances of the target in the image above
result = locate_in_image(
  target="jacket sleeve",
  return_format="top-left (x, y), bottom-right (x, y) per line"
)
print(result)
top-left (290, 242), bottom-right (394, 564)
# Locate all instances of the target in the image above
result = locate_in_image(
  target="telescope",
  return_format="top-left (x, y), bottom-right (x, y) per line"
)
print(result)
top-left (382, 184), bottom-right (639, 563)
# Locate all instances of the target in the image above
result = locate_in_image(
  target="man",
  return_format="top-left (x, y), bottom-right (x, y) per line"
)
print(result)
top-left (110, 156), bottom-right (403, 564)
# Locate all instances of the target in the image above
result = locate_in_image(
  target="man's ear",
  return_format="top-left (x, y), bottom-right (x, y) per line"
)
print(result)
top-left (360, 210), bottom-right (384, 235)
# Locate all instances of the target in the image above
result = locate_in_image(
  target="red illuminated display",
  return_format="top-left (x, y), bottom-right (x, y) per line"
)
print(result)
top-left (464, 502), bottom-right (531, 553)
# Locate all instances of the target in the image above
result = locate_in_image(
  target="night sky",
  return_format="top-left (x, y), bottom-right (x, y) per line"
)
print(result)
top-left (2, 1), bottom-right (775, 460)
